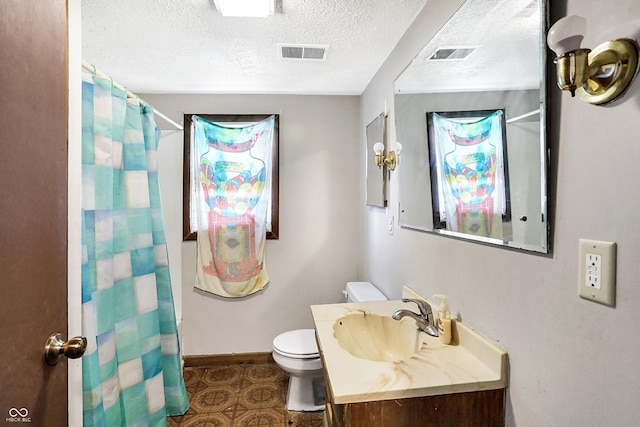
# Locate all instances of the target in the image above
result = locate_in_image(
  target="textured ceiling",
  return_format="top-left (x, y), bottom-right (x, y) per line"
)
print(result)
top-left (81, 0), bottom-right (428, 95)
top-left (395, 0), bottom-right (541, 93)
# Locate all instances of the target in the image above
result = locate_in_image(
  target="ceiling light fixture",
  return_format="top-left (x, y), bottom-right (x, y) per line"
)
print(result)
top-left (213, 0), bottom-right (275, 17)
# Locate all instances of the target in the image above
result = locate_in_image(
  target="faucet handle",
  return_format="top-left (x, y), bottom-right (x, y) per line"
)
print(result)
top-left (401, 298), bottom-right (431, 316)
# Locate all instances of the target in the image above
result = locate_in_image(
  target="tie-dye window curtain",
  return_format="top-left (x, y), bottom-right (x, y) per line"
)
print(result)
top-left (190, 115), bottom-right (274, 298)
top-left (81, 71), bottom-right (189, 426)
top-left (431, 110), bottom-right (506, 238)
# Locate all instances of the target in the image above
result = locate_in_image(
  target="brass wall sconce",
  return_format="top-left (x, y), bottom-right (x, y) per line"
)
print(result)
top-left (547, 15), bottom-right (640, 105)
top-left (372, 142), bottom-right (396, 170)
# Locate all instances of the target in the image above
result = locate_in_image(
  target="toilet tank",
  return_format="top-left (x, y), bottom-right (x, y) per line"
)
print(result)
top-left (345, 282), bottom-right (387, 303)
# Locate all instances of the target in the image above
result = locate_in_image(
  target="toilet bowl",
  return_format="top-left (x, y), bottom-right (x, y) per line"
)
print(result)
top-left (273, 282), bottom-right (387, 412)
top-left (272, 329), bottom-right (325, 411)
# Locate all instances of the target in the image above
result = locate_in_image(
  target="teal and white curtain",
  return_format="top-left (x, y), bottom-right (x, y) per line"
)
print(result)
top-left (431, 111), bottom-right (506, 238)
top-left (81, 70), bottom-right (189, 426)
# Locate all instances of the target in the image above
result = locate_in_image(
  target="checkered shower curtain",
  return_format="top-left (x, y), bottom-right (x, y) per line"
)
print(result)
top-left (81, 71), bottom-right (189, 426)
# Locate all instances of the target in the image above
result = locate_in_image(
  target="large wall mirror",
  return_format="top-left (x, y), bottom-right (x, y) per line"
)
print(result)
top-left (394, 0), bottom-right (549, 254)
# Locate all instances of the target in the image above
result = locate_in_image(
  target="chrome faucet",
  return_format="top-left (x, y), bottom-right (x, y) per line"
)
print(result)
top-left (392, 298), bottom-right (439, 337)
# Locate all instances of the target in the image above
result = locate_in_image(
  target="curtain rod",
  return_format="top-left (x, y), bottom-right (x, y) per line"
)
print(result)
top-left (506, 108), bottom-right (540, 124)
top-left (81, 60), bottom-right (184, 131)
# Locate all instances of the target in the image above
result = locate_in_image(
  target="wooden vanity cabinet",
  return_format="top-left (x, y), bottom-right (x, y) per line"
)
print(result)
top-left (316, 328), bottom-right (506, 427)
top-left (325, 388), bottom-right (505, 427)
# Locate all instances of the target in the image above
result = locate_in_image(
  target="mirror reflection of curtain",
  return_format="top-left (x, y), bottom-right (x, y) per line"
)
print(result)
top-left (191, 115), bottom-right (274, 297)
top-left (81, 72), bottom-right (189, 425)
top-left (431, 111), bottom-right (506, 238)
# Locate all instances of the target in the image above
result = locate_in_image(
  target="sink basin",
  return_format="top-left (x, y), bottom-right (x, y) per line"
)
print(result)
top-left (333, 312), bottom-right (419, 362)
top-left (312, 290), bottom-right (509, 404)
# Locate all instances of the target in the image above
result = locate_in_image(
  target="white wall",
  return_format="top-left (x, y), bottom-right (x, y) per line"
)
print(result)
top-left (146, 94), bottom-right (361, 355)
top-left (361, 0), bottom-right (640, 426)
top-left (157, 130), bottom-right (185, 324)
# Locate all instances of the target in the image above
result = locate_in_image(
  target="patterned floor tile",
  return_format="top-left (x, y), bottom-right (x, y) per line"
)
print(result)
top-left (239, 383), bottom-right (284, 409)
top-left (245, 363), bottom-right (286, 384)
top-left (286, 410), bottom-right (325, 427)
top-left (201, 365), bottom-right (245, 388)
top-left (171, 412), bottom-right (231, 427)
top-left (168, 362), bottom-right (325, 426)
top-left (190, 385), bottom-right (238, 413)
top-left (234, 407), bottom-right (285, 426)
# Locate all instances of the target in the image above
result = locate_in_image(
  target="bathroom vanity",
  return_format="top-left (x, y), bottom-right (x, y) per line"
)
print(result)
top-left (310, 288), bottom-right (508, 427)
top-left (323, 388), bottom-right (504, 427)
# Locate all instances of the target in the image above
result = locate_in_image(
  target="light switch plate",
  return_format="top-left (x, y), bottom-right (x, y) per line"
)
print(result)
top-left (578, 239), bottom-right (616, 307)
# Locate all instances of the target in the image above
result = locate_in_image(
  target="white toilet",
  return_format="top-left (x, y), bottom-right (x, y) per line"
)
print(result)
top-left (343, 281), bottom-right (387, 303)
top-left (272, 282), bottom-right (387, 412)
top-left (272, 329), bottom-right (324, 411)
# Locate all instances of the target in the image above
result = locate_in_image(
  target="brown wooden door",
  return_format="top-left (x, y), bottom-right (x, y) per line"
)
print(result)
top-left (0, 1), bottom-right (70, 425)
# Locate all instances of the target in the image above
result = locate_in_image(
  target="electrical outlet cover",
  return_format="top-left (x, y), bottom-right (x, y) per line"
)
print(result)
top-left (578, 239), bottom-right (616, 307)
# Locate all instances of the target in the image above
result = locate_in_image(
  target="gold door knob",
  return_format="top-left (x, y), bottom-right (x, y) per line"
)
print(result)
top-left (44, 333), bottom-right (87, 366)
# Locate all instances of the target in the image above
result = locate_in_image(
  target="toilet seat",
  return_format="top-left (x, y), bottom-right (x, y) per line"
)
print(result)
top-left (273, 329), bottom-right (319, 359)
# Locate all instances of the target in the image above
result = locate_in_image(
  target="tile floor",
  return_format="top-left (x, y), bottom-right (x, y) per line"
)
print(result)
top-left (167, 361), bottom-right (325, 427)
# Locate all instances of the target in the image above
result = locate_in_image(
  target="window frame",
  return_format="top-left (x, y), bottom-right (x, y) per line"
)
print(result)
top-left (183, 113), bottom-right (280, 241)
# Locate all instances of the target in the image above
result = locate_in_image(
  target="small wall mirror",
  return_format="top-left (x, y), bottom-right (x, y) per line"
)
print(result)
top-left (394, 0), bottom-right (549, 253)
top-left (366, 113), bottom-right (386, 207)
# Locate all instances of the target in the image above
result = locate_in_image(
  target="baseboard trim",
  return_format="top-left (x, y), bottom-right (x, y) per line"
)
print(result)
top-left (184, 352), bottom-right (274, 367)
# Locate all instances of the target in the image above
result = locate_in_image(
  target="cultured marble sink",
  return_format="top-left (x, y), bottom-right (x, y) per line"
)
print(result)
top-left (333, 312), bottom-right (419, 362)
top-left (311, 286), bottom-right (508, 404)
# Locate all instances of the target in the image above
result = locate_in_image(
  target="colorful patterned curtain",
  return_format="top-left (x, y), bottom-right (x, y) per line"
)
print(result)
top-left (190, 115), bottom-right (274, 297)
top-left (81, 71), bottom-right (189, 426)
top-left (431, 111), bottom-right (506, 238)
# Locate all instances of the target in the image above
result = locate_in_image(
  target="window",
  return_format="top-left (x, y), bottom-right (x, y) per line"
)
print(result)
top-left (183, 114), bottom-right (279, 241)
top-left (426, 109), bottom-right (511, 237)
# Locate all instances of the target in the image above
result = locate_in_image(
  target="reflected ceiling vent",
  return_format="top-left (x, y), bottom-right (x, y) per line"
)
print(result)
top-left (279, 44), bottom-right (328, 60)
top-left (429, 46), bottom-right (477, 61)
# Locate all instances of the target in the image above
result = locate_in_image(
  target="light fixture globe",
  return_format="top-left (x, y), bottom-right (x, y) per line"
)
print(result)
top-left (547, 15), bottom-right (586, 56)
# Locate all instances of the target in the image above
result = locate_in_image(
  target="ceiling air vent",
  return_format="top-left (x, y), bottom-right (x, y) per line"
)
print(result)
top-left (429, 46), bottom-right (477, 61)
top-left (279, 44), bottom-right (328, 61)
